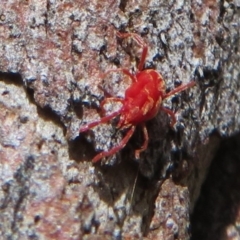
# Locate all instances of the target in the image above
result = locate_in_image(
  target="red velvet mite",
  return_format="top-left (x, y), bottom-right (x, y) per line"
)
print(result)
top-left (80, 32), bottom-right (195, 163)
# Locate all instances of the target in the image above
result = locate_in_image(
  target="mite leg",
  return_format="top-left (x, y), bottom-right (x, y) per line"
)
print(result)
top-left (135, 123), bottom-right (149, 159)
top-left (101, 68), bottom-right (137, 83)
top-left (163, 81), bottom-right (196, 99)
top-left (98, 68), bottom-right (136, 100)
top-left (100, 97), bottom-right (124, 116)
top-left (80, 98), bottom-right (124, 133)
top-left (116, 32), bottom-right (148, 71)
top-left (98, 85), bottom-right (114, 98)
top-left (92, 125), bottom-right (136, 163)
top-left (79, 111), bottom-right (121, 133)
top-left (160, 107), bottom-right (176, 127)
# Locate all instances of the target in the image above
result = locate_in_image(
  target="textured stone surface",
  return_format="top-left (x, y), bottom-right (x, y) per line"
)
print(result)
top-left (0, 0), bottom-right (239, 239)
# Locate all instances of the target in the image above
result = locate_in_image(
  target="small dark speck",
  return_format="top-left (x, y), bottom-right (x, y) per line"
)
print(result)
top-left (2, 90), bottom-right (9, 95)
top-left (166, 87), bottom-right (171, 93)
top-left (176, 9), bottom-right (183, 14)
top-left (25, 155), bottom-right (35, 170)
top-left (134, 8), bottom-right (141, 14)
top-left (183, 65), bottom-right (187, 70)
top-left (182, 109), bottom-right (191, 119)
top-left (2, 181), bottom-right (11, 192)
top-left (82, 223), bottom-right (91, 234)
top-left (34, 215), bottom-right (41, 224)
top-left (69, 13), bottom-right (74, 20)
top-left (141, 27), bottom-right (149, 36)
top-left (174, 80), bottom-right (182, 87)
top-left (153, 53), bottom-right (164, 62)
top-left (119, 0), bottom-right (127, 11)
top-left (20, 116), bottom-right (29, 124)
top-left (111, 57), bottom-right (120, 66)
top-left (215, 32), bottom-right (224, 46)
top-left (99, 45), bottom-right (107, 54)
top-left (189, 11), bottom-right (195, 22)
top-left (174, 232), bottom-right (179, 239)
top-left (113, 230), bottom-right (122, 240)
top-left (144, 61), bottom-right (155, 69)
top-left (171, 96), bottom-right (179, 105)
top-left (101, 24), bottom-right (108, 32)
top-left (150, 10), bottom-right (159, 15)
top-left (28, 233), bottom-right (39, 240)
top-left (32, 17), bottom-right (36, 25)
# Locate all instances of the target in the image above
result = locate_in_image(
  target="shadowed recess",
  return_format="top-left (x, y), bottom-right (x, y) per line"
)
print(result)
top-left (191, 133), bottom-right (240, 240)
top-left (0, 72), bottom-right (23, 86)
top-left (68, 136), bottom-right (96, 162)
top-left (0, 71), bottom-right (67, 135)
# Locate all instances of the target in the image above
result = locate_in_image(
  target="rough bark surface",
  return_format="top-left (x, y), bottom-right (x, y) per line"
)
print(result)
top-left (0, 0), bottom-right (239, 239)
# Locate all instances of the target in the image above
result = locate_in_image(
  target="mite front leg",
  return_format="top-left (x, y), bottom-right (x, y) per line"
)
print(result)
top-left (116, 32), bottom-right (148, 72)
top-left (163, 81), bottom-right (196, 99)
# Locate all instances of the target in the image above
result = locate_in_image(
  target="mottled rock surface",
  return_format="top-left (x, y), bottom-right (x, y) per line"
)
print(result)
top-left (0, 0), bottom-right (239, 239)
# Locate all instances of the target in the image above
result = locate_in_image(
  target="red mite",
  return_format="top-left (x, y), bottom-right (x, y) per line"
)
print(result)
top-left (80, 32), bottom-right (195, 163)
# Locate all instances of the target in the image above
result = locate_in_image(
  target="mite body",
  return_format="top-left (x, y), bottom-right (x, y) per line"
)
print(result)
top-left (80, 32), bottom-right (195, 163)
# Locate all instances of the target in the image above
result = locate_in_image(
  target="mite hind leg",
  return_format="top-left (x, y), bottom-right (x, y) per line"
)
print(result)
top-left (92, 126), bottom-right (136, 163)
top-left (100, 97), bottom-right (124, 116)
top-left (163, 81), bottom-right (195, 99)
top-left (79, 111), bottom-right (121, 133)
top-left (160, 107), bottom-right (176, 127)
top-left (80, 98), bottom-right (124, 133)
top-left (135, 123), bottom-right (149, 159)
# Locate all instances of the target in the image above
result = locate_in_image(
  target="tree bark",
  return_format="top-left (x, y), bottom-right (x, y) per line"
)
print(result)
top-left (0, 0), bottom-right (239, 239)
